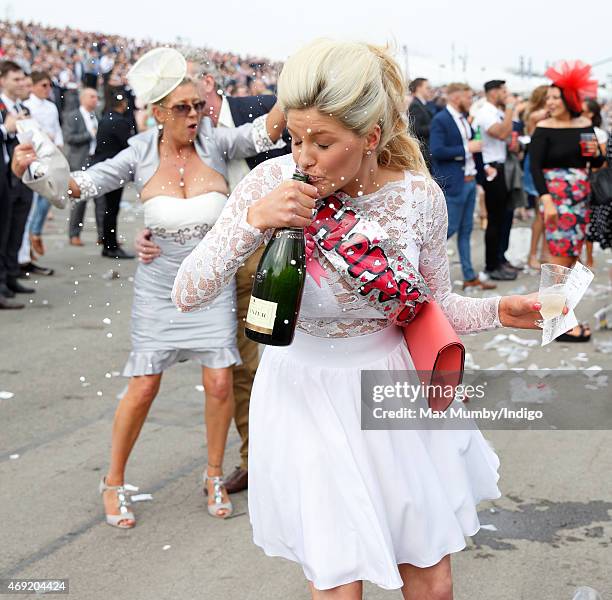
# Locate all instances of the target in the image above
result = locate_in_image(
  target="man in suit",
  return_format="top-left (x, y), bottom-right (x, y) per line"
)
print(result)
top-left (430, 82), bottom-right (496, 291)
top-left (136, 64), bottom-right (290, 494)
top-left (64, 87), bottom-right (104, 246)
top-left (408, 77), bottom-right (434, 168)
top-left (92, 89), bottom-right (135, 259)
top-left (0, 60), bottom-right (35, 306)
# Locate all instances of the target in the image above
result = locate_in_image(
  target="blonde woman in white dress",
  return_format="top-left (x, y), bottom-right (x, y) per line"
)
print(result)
top-left (173, 40), bottom-right (548, 599)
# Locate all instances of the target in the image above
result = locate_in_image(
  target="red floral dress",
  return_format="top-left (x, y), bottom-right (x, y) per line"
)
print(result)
top-left (540, 168), bottom-right (590, 257)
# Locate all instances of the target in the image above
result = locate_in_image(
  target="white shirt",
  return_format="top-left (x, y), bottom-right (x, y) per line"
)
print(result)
top-left (594, 126), bottom-right (609, 146)
top-left (217, 96), bottom-right (251, 192)
top-left (100, 54), bottom-right (115, 75)
top-left (24, 94), bottom-right (63, 146)
top-left (79, 105), bottom-right (98, 155)
top-left (445, 104), bottom-right (476, 176)
top-left (474, 101), bottom-right (507, 165)
top-left (58, 68), bottom-right (78, 90)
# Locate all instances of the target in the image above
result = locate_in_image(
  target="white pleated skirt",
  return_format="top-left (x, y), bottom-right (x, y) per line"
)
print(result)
top-left (248, 326), bottom-right (501, 591)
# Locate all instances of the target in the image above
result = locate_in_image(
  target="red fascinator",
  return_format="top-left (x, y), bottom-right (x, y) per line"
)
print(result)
top-left (544, 60), bottom-right (598, 113)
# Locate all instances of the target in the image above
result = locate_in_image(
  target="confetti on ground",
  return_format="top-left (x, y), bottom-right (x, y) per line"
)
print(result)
top-left (0, 391), bottom-right (14, 400)
top-left (195, 385), bottom-right (204, 392)
top-left (102, 270), bottom-right (120, 280)
top-left (9, 454), bottom-right (19, 460)
top-left (131, 493), bottom-right (153, 502)
top-left (162, 545), bottom-right (171, 550)
top-left (480, 523), bottom-right (498, 531)
top-left (508, 334), bottom-right (538, 347)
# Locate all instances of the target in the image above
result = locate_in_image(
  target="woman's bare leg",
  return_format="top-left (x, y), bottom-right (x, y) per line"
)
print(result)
top-left (529, 201), bottom-right (544, 268)
top-left (308, 581), bottom-right (362, 599)
top-left (103, 373), bottom-right (163, 525)
top-left (202, 366), bottom-right (234, 517)
top-left (399, 555), bottom-right (453, 600)
top-left (585, 241), bottom-right (594, 269)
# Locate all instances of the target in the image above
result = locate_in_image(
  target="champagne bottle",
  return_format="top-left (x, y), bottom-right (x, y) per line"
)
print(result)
top-left (245, 170), bottom-right (309, 346)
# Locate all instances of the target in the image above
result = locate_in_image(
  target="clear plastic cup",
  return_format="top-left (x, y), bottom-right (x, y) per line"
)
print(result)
top-left (538, 263), bottom-right (571, 321)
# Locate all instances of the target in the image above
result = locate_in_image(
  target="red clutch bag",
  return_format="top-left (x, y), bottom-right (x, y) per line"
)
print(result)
top-left (401, 300), bottom-right (465, 412)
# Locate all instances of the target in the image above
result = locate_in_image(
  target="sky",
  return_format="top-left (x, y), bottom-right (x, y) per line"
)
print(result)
top-left (3, 0), bottom-right (612, 83)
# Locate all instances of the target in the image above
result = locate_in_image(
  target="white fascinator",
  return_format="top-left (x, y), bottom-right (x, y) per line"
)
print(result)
top-left (127, 47), bottom-right (187, 105)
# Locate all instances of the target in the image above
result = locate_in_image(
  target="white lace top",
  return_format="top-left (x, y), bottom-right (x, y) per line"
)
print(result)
top-left (172, 154), bottom-right (502, 338)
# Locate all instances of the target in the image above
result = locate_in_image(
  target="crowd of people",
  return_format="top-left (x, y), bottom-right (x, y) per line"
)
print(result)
top-left (0, 19), bottom-right (284, 309)
top-left (407, 73), bottom-right (611, 339)
top-left (2, 19), bottom-right (612, 598)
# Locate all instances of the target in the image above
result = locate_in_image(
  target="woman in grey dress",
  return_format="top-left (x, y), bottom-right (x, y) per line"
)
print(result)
top-left (13, 49), bottom-right (286, 526)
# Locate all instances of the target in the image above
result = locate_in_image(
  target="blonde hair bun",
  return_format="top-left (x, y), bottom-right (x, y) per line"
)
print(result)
top-left (277, 39), bottom-right (427, 174)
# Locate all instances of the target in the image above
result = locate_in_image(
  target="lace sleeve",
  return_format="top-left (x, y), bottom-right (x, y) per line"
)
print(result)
top-left (417, 177), bottom-right (502, 334)
top-left (172, 158), bottom-right (283, 312)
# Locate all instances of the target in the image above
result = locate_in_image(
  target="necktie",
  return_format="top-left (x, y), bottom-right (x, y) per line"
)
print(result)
top-left (459, 116), bottom-right (470, 142)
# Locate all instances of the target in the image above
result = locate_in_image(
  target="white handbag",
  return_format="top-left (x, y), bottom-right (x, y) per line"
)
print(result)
top-left (18, 119), bottom-right (71, 209)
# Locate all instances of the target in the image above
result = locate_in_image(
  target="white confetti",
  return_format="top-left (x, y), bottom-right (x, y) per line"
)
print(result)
top-left (162, 545), bottom-right (171, 550)
top-left (0, 391), bottom-right (14, 400)
top-left (480, 523), bottom-right (498, 531)
top-left (102, 318), bottom-right (111, 325)
top-left (9, 454), bottom-right (19, 460)
top-left (131, 493), bottom-right (153, 502)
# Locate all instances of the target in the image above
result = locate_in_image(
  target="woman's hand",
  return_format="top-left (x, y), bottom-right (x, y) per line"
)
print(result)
top-left (540, 194), bottom-right (557, 228)
top-left (11, 143), bottom-right (37, 178)
top-left (247, 179), bottom-right (319, 231)
top-left (134, 228), bottom-right (161, 263)
top-left (265, 102), bottom-right (287, 143)
top-left (499, 292), bottom-right (568, 329)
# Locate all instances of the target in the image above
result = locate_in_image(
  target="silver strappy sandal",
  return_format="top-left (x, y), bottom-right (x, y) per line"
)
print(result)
top-left (99, 476), bottom-right (136, 528)
top-left (203, 472), bottom-right (233, 519)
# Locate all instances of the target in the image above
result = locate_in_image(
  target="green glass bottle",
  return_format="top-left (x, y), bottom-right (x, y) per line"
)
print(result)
top-left (473, 126), bottom-right (482, 141)
top-left (245, 170), bottom-right (309, 346)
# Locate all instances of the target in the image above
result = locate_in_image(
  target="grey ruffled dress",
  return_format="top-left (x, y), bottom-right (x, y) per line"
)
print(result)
top-left (125, 191), bottom-right (241, 375)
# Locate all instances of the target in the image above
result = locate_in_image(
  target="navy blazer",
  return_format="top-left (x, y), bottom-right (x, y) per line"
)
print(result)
top-left (226, 95), bottom-right (291, 170)
top-left (429, 107), bottom-right (484, 196)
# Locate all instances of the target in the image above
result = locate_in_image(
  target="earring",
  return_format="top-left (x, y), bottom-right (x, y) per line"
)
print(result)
top-left (366, 149), bottom-right (372, 156)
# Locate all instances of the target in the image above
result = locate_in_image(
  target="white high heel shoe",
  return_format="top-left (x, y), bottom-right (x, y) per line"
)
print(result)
top-left (203, 472), bottom-right (233, 519)
top-left (99, 477), bottom-right (137, 528)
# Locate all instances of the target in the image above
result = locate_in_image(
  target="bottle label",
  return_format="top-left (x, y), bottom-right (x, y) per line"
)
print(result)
top-left (245, 296), bottom-right (278, 335)
top-left (275, 230), bottom-right (303, 240)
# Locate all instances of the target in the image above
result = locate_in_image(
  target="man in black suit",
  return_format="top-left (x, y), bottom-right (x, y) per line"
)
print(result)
top-left (408, 77), bottom-right (434, 168)
top-left (136, 65), bottom-right (291, 493)
top-left (0, 60), bottom-right (35, 306)
top-left (92, 90), bottom-right (136, 259)
top-left (0, 95), bottom-right (23, 308)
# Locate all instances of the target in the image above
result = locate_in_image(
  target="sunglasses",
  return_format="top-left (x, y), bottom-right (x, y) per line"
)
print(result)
top-left (160, 100), bottom-right (206, 116)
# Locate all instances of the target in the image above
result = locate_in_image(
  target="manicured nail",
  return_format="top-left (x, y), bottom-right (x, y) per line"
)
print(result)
top-left (533, 303), bottom-right (542, 311)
